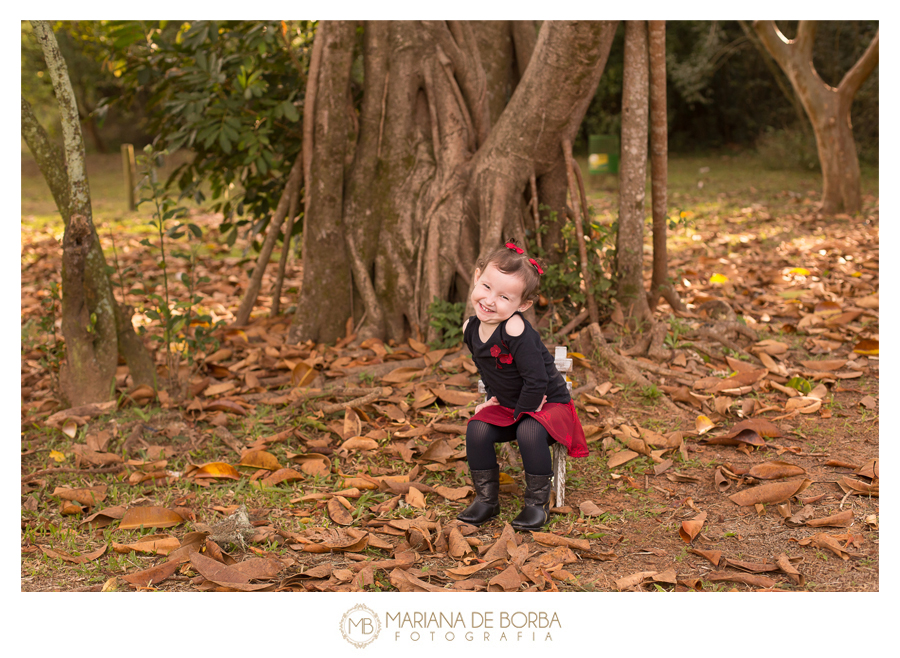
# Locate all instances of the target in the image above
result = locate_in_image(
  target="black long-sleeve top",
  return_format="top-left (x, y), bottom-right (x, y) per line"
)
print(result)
top-left (463, 313), bottom-right (570, 419)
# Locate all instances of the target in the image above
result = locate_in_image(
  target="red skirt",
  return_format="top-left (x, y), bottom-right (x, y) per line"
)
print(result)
top-left (468, 401), bottom-right (589, 458)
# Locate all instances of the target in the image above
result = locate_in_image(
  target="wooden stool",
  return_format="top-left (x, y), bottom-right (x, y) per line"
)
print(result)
top-left (477, 346), bottom-right (572, 507)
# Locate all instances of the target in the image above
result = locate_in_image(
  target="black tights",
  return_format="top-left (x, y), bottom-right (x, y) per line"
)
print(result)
top-left (466, 418), bottom-right (553, 475)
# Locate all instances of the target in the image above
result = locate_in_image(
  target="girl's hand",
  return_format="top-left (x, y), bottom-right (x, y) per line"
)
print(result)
top-left (535, 395), bottom-right (548, 413)
top-left (474, 396), bottom-right (499, 415)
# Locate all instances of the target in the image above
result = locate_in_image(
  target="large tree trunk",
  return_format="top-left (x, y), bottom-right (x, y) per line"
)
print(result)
top-left (616, 20), bottom-right (652, 326)
top-left (25, 21), bottom-right (156, 405)
top-left (288, 20), bottom-right (617, 345)
top-left (754, 21), bottom-right (878, 214)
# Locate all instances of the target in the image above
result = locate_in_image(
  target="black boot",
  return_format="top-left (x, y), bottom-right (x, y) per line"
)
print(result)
top-left (511, 472), bottom-right (552, 531)
top-left (457, 467), bottom-right (501, 526)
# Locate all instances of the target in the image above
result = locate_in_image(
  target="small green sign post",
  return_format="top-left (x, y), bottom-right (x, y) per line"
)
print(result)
top-left (588, 134), bottom-right (619, 174)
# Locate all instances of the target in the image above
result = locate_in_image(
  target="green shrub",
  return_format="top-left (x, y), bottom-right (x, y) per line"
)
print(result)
top-left (427, 297), bottom-right (466, 349)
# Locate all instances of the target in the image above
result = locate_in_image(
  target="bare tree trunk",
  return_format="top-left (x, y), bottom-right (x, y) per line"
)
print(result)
top-left (536, 158), bottom-right (570, 267)
top-left (647, 21), bottom-right (683, 314)
top-left (58, 215), bottom-right (112, 404)
top-left (616, 20), bottom-right (652, 326)
top-left (288, 21), bottom-right (356, 344)
top-left (563, 138), bottom-right (598, 325)
top-left (233, 153), bottom-right (303, 326)
top-left (28, 21), bottom-right (157, 405)
top-left (754, 20), bottom-right (878, 214)
top-left (737, 20), bottom-right (812, 142)
top-left (270, 178), bottom-right (301, 317)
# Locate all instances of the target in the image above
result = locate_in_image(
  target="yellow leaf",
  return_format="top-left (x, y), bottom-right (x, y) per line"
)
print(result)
top-left (709, 273), bottom-right (729, 284)
top-left (695, 415), bottom-right (716, 435)
top-left (853, 339), bottom-right (879, 356)
top-left (193, 462), bottom-right (241, 480)
top-left (788, 267), bottom-right (811, 276)
top-left (851, 271), bottom-right (862, 278)
top-left (49, 450), bottom-right (66, 463)
top-left (498, 472), bottom-right (515, 485)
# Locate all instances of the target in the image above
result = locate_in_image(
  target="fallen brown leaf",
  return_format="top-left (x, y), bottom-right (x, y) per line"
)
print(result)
top-left (40, 544), bottom-right (107, 564)
top-left (118, 506), bottom-right (185, 530)
top-left (238, 450), bottom-right (281, 471)
top-left (747, 461), bottom-right (807, 480)
top-left (807, 509), bottom-right (854, 528)
top-left (389, 568), bottom-right (446, 592)
top-left (728, 479), bottom-right (811, 506)
top-left (488, 564), bottom-right (526, 592)
top-left (706, 571), bottom-right (776, 589)
top-left (775, 553), bottom-right (805, 586)
top-left (578, 500), bottom-right (603, 517)
top-left (615, 570), bottom-right (657, 591)
top-left (531, 532), bottom-right (590, 551)
top-left (112, 534), bottom-right (180, 556)
top-left (327, 497), bottom-right (355, 526)
top-left (51, 485), bottom-right (107, 508)
top-left (121, 559), bottom-right (181, 588)
top-left (690, 548), bottom-right (721, 566)
top-left (679, 511), bottom-right (707, 543)
top-left (190, 552), bottom-right (282, 591)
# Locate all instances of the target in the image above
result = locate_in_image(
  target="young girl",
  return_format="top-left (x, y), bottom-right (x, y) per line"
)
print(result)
top-left (457, 240), bottom-right (589, 531)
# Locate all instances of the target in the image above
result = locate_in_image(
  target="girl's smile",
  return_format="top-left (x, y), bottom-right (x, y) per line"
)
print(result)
top-left (471, 263), bottom-right (533, 327)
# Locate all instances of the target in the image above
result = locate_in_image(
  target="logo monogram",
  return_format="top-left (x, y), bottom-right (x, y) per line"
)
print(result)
top-left (340, 604), bottom-right (381, 649)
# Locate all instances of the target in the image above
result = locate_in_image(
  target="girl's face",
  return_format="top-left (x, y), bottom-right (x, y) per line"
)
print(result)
top-left (471, 263), bottom-right (533, 325)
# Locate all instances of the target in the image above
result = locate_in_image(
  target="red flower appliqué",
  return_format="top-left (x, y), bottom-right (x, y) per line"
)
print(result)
top-left (491, 341), bottom-right (513, 369)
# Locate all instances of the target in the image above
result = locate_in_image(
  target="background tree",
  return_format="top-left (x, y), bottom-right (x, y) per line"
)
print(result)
top-left (647, 20), bottom-right (681, 314)
top-left (754, 20), bottom-right (878, 214)
top-left (577, 20), bottom-right (878, 168)
top-left (615, 21), bottom-right (651, 326)
top-left (22, 21), bottom-right (155, 406)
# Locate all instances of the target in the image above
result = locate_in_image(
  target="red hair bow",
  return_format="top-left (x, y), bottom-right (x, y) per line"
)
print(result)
top-left (505, 242), bottom-right (524, 254)
top-left (529, 258), bottom-right (544, 275)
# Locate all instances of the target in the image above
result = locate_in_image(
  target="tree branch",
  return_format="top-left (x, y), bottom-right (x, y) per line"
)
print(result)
top-left (427, 20), bottom-right (490, 147)
top-left (838, 30), bottom-right (879, 99)
top-left (21, 97), bottom-right (71, 220)
top-left (739, 20), bottom-right (812, 140)
top-left (302, 20), bottom-right (326, 218)
top-left (234, 153), bottom-right (304, 326)
top-left (752, 20), bottom-right (792, 67)
top-left (795, 21), bottom-right (818, 60)
top-left (562, 138), bottom-right (598, 325)
top-left (510, 20), bottom-right (538, 78)
top-left (30, 21), bottom-right (91, 221)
